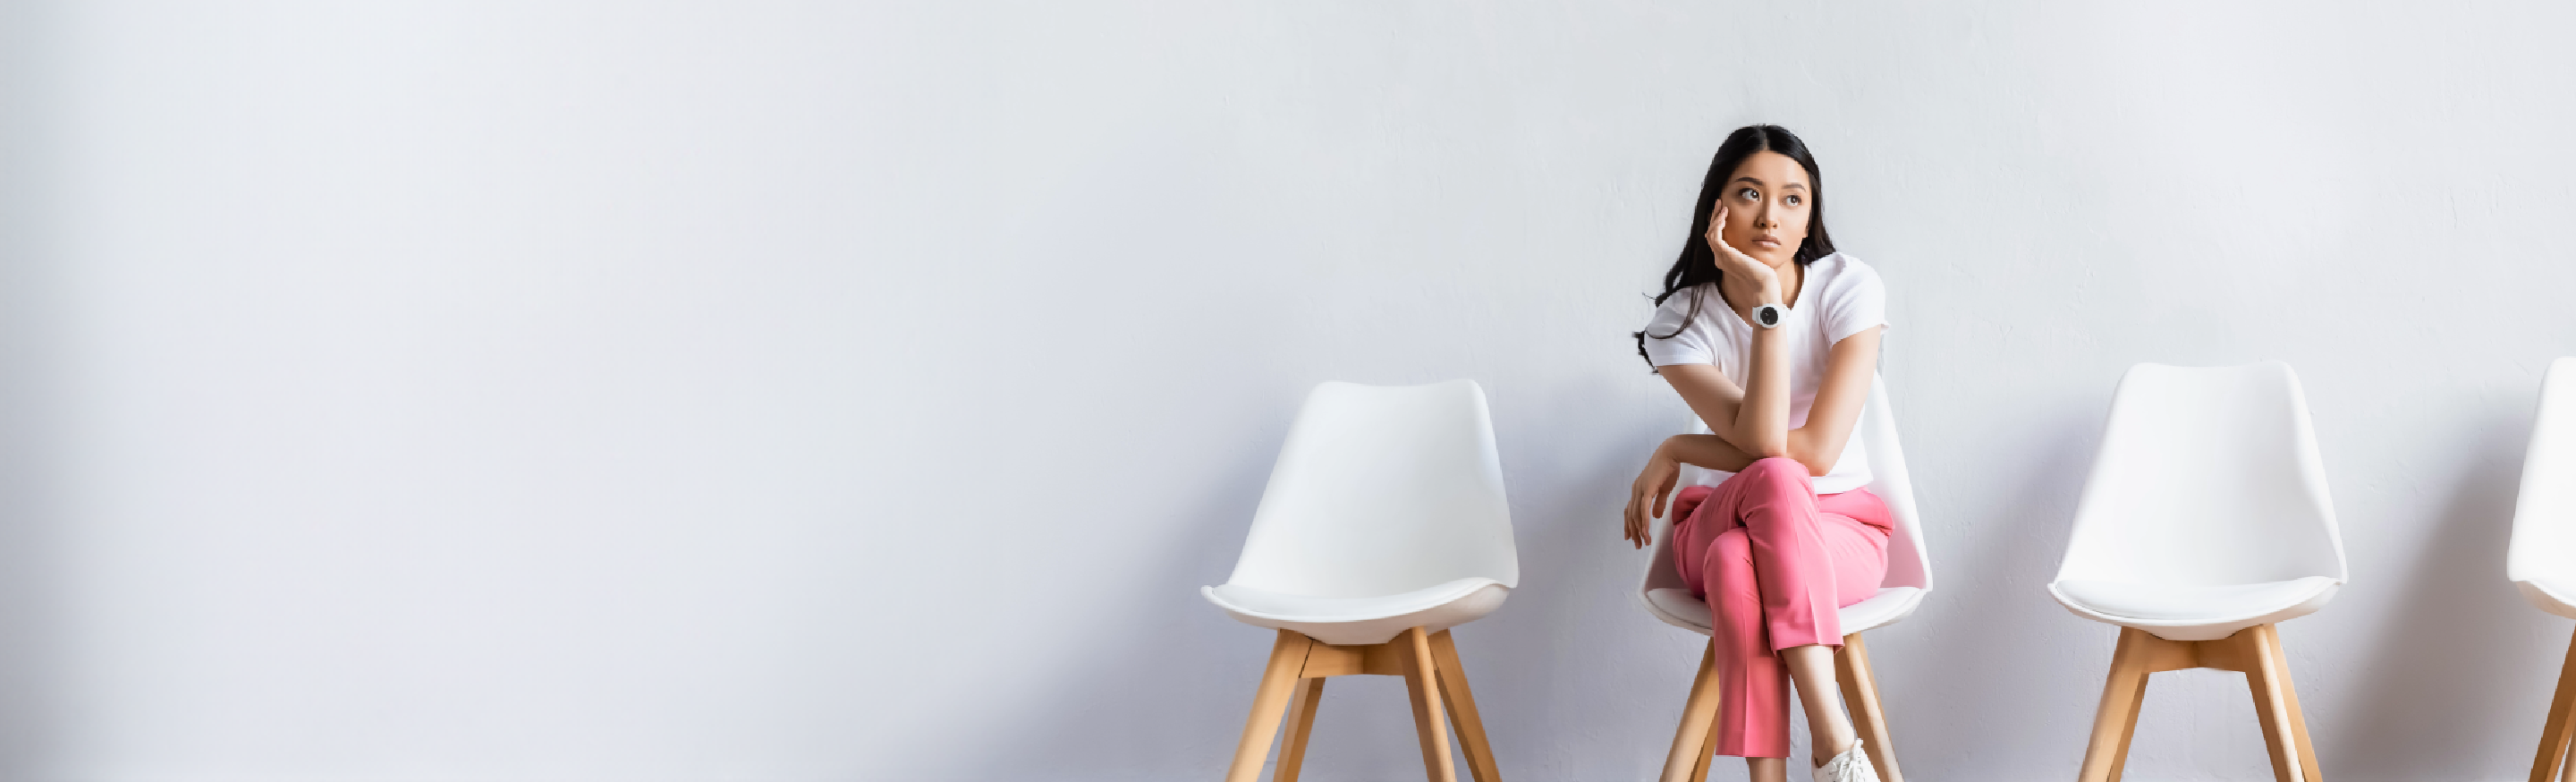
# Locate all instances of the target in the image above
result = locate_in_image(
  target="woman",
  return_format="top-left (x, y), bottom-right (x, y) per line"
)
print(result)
top-left (1625, 124), bottom-right (1890, 782)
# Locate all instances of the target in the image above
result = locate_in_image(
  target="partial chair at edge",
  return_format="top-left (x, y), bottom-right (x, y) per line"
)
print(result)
top-left (2051, 361), bottom-right (2346, 782)
top-left (2512, 357), bottom-right (2576, 782)
top-left (1203, 380), bottom-right (1516, 782)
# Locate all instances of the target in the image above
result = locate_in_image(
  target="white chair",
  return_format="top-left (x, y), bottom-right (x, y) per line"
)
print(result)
top-left (2511, 357), bottom-right (2576, 782)
top-left (1205, 379), bottom-right (1517, 782)
top-left (2051, 361), bottom-right (2346, 782)
top-left (1637, 376), bottom-right (1933, 782)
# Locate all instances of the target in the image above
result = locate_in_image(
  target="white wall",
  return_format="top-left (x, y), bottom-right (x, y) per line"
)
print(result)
top-left (9, 1), bottom-right (2576, 780)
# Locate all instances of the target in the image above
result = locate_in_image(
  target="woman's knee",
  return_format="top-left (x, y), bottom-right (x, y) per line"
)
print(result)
top-left (1739, 457), bottom-right (1811, 487)
top-left (1713, 529), bottom-right (1754, 564)
top-left (1704, 531), bottom-right (1757, 593)
top-left (1733, 460), bottom-right (1818, 526)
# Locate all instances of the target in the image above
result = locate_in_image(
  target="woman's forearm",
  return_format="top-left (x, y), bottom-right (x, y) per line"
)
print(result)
top-left (1775, 327), bottom-right (1884, 476)
top-left (1661, 434), bottom-right (1757, 473)
top-left (1731, 326), bottom-right (1794, 457)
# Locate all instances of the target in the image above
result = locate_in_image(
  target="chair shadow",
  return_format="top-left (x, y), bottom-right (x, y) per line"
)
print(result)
top-left (2316, 409), bottom-right (2557, 782)
top-left (948, 379), bottom-right (1709, 781)
top-left (946, 427), bottom-right (1386, 781)
top-left (1870, 404), bottom-right (2110, 778)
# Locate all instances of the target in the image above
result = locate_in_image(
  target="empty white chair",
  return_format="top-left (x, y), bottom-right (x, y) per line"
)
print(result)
top-left (2052, 361), bottom-right (2345, 782)
top-left (2511, 357), bottom-right (2576, 782)
top-left (1637, 376), bottom-right (1932, 782)
top-left (1206, 379), bottom-right (1516, 782)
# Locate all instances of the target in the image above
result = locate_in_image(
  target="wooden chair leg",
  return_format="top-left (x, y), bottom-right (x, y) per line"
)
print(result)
top-left (2256, 626), bottom-right (2322, 782)
top-left (2235, 632), bottom-right (2297, 782)
top-left (1662, 643), bottom-right (1725, 782)
top-left (1400, 627), bottom-right (1460, 782)
top-left (2240, 625), bottom-right (2308, 782)
top-left (2534, 627), bottom-right (2576, 782)
top-left (1428, 630), bottom-right (1503, 782)
top-left (1227, 631), bottom-right (1318, 782)
top-left (2079, 628), bottom-right (2157, 782)
top-left (1836, 633), bottom-right (1902, 782)
top-left (1275, 678), bottom-right (1326, 782)
top-left (1689, 705), bottom-right (1723, 782)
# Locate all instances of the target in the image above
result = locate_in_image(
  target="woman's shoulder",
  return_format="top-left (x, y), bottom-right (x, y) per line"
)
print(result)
top-left (1812, 251), bottom-right (1876, 278)
top-left (1649, 283), bottom-right (1718, 318)
top-left (1812, 252), bottom-right (1884, 293)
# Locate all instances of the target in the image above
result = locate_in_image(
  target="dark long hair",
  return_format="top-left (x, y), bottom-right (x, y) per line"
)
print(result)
top-left (1633, 124), bottom-right (1835, 370)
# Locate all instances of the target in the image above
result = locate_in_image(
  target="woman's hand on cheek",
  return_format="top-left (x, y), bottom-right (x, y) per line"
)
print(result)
top-left (1704, 205), bottom-right (1779, 293)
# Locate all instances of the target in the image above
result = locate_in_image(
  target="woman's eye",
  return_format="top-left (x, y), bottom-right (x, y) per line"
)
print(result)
top-left (1784, 194), bottom-right (1802, 207)
top-left (1736, 188), bottom-right (1758, 200)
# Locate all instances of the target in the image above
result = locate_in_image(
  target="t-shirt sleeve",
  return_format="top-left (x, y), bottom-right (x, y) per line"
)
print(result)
top-left (1640, 291), bottom-right (1713, 366)
top-left (1824, 261), bottom-right (1890, 344)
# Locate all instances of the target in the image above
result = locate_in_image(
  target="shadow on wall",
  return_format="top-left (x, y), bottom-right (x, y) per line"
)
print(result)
top-left (2323, 409), bottom-right (2555, 782)
top-left (953, 376), bottom-right (1695, 782)
top-left (955, 431), bottom-right (1296, 781)
top-left (1893, 403), bottom-right (2106, 778)
top-left (0, 0), bottom-right (62, 774)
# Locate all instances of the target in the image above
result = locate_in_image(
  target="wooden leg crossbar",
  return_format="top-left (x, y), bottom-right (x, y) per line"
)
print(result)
top-left (2079, 625), bottom-right (2323, 782)
top-left (1224, 626), bottom-right (1501, 782)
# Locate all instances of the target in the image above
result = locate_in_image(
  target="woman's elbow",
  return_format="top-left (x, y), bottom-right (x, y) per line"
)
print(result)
top-left (1786, 446), bottom-right (1836, 476)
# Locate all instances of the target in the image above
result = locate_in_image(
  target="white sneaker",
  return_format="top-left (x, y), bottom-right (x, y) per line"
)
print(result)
top-left (1811, 740), bottom-right (1879, 782)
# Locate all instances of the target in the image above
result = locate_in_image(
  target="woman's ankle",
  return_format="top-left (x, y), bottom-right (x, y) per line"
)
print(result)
top-left (1810, 733), bottom-right (1856, 766)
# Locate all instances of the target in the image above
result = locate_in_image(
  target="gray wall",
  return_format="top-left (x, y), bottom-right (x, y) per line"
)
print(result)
top-left (10, 1), bottom-right (2576, 780)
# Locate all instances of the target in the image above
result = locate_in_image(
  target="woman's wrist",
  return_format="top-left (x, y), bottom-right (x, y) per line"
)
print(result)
top-left (1756, 280), bottom-right (1785, 307)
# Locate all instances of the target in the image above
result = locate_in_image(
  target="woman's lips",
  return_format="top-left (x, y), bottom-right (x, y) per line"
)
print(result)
top-left (1754, 237), bottom-right (1784, 247)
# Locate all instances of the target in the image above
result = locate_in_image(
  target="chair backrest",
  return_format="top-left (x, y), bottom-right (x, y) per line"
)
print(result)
top-left (1859, 377), bottom-right (1934, 592)
top-left (2509, 357), bottom-right (2576, 585)
top-left (2055, 361), bottom-right (2346, 587)
top-left (1223, 380), bottom-right (1518, 598)
top-left (1640, 375), bottom-right (1931, 594)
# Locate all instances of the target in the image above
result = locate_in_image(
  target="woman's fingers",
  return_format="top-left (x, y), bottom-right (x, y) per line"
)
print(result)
top-left (1627, 489), bottom-right (1648, 548)
top-left (1623, 489), bottom-right (1640, 544)
top-left (1631, 494), bottom-right (1648, 546)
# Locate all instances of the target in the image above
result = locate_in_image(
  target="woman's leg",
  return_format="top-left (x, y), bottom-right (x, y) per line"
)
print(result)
top-left (1725, 459), bottom-right (1891, 768)
top-left (1680, 460), bottom-right (1889, 765)
top-left (1770, 489), bottom-right (1895, 766)
top-left (1701, 526), bottom-right (1792, 760)
top-left (1782, 645), bottom-right (1856, 766)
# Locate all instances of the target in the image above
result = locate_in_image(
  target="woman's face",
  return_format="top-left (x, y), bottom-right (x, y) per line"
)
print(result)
top-left (1713, 150), bottom-right (1812, 269)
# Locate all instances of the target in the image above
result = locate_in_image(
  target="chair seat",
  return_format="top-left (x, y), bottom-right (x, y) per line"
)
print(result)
top-left (2049, 576), bottom-right (2340, 641)
top-left (2518, 577), bottom-right (2576, 620)
top-left (1638, 585), bottom-right (1926, 638)
top-left (1202, 577), bottom-right (1510, 646)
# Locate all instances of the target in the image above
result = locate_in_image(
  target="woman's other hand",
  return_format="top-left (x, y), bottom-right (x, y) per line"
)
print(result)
top-left (1624, 440), bottom-right (1682, 548)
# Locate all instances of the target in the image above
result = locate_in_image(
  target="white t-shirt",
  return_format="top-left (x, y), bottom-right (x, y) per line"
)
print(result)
top-left (1640, 251), bottom-right (1889, 495)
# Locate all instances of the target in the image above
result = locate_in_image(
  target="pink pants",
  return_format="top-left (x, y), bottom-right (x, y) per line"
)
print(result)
top-left (1670, 457), bottom-right (1892, 759)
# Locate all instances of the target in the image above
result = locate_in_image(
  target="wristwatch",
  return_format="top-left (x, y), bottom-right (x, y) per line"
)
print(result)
top-left (1750, 303), bottom-right (1784, 329)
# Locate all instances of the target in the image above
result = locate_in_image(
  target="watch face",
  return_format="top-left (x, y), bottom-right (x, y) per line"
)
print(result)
top-left (1759, 307), bottom-right (1779, 327)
